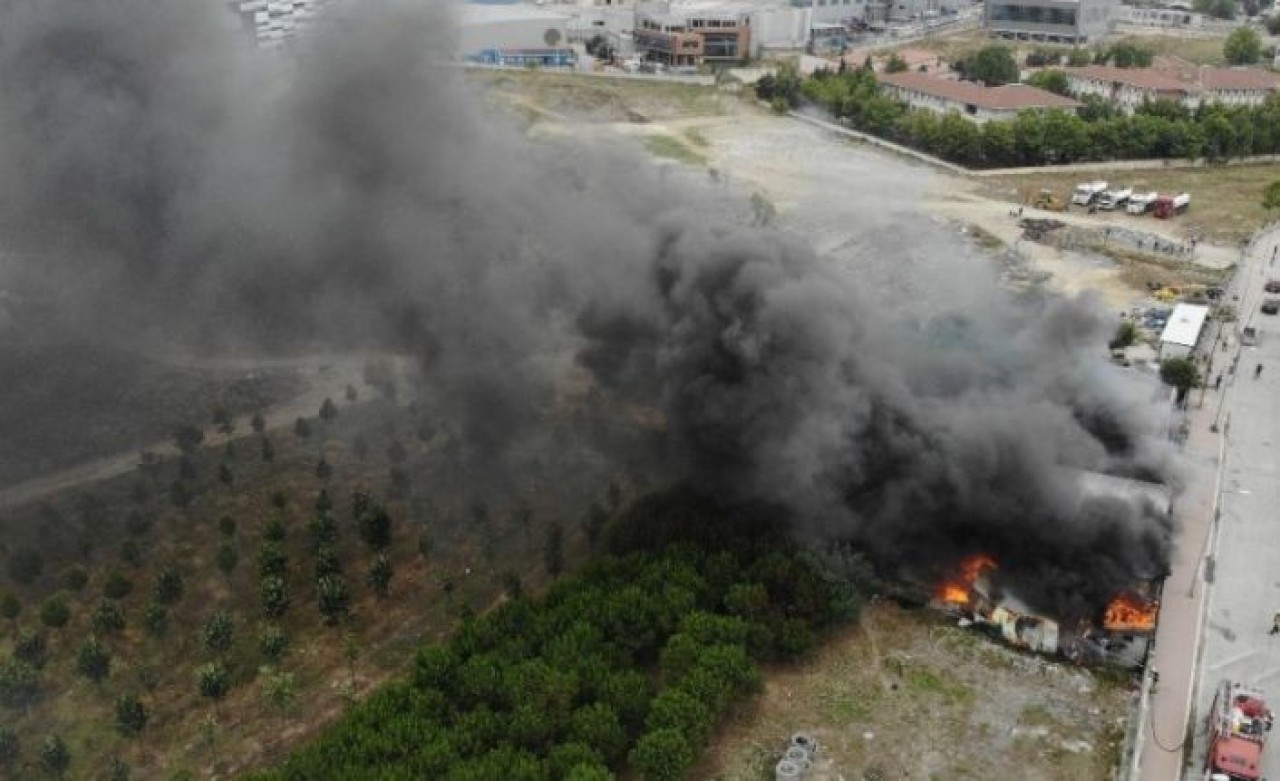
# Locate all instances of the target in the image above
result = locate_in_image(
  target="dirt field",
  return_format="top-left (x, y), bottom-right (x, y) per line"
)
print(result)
top-left (702, 603), bottom-right (1134, 781)
top-left (981, 163), bottom-right (1280, 245)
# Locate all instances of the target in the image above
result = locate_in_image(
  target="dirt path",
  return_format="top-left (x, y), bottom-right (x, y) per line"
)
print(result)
top-left (0, 352), bottom-right (409, 510)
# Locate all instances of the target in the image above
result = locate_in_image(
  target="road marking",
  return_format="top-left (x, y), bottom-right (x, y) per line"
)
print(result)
top-left (1208, 650), bottom-right (1260, 671)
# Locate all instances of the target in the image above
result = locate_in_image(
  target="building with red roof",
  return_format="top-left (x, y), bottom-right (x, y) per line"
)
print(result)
top-left (877, 71), bottom-right (1082, 122)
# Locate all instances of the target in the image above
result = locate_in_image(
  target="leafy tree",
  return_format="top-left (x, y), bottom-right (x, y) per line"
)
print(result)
top-left (294, 417), bottom-right (312, 439)
top-left (583, 502), bottom-right (609, 549)
top-left (1067, 47), bottom-right (1092, 66)
top-left (884, 53), bottom-right (908, 73)
top-left (119, 539), bottom-right (143, 568)
top-left (218, 463), bottom-right (234, 485)
top-left (569, 703), bottom-right (628, 764)
top-left (102, 571), bottom-right (133, 600)
top-left (0, 592), bottom-right (21, 622)
top-left (261, 575), bottom-right (290, 617)
top-left (1107, 41), bottom-right (1154, 67)
top-left (196, 662), bottom-right (229, 702)
top-left (258, 541), bottom-right (288, 578)
top-left (317, 575), bottom-right (351, 625)
top-left (39, 595), bottom-right (70, 629)
top-left (7, 547), bottom-right (44, 585)
top-left (260, 626), bottom-right (290, 661)
top-left (144, 603), bottom-right (169, 636)
top-left (91, 600), bottom-right (126, 634)
top-left (108, 758), bottom-right (131, 781)
top-left (1268, 13), bottom-right (1280, 34)
top-left (417, 529), bottom-right (434, 559)
top-left (630, 727), bottom-right (695, 781)
top-left (39, 734), bottom-right (69, 778)
top-left (357, 501), bottom-right (392, 550)
top-left (315, 457), bottom-right (333, 481)
top-left (1160, 357), bottom-right (1201, 402)
top-left (319, 397), bottom-right (338, 422)
top-left (1110, 320), bottom-right (1138, 350)
top-left (14, 630), bottom-right (49, 669)
top-left (314, 546), bottom-right (342, 580)
top-left (75, 637), bottom-right (112, 682)
top-left (544, 521), bottom-right (565, 576)
top-left (261, 666), bottom-right (296, 711)
top-left (153, 567), bottom-right (184, 605)
top-left (1195, 0), bottom-right (1237, 19)
top-left (309, 512), bottom-right (339, 550)
top-left (261, 436), bottom-right (275, 462)
top-left (961, 45), bottom-right (1019, 86)
top-left (1225, 26), bottom-right (1263, 64)
top-left (219, 516), bottom-right (237, 537)
top-left (172, 424), bottom-right (204, 454)
top-left (115, 693), bottom-right (148, 736)
top-left (212, 406), bottom-right (233, 434)
top-left (264, 514), bottom-right (287, 542)
top-left (1263, 180), bottom-right (1280, 211)
top-left (366, 554), bottom-right (393, 597)
top-left (1026, 69), bottom-right (1069, 96)
top-left (0, 658), bottom-right (39, 707)
top-left (61, 566), bottom-right (88, 592)
top-left (216, 544), bottom-right (239, 576)
top-left (0, 726), bottom-right (17, 764)
top-left (251, 412), bottom-right (266, 433)
top-left (203, 611), bottom-right (235, 653)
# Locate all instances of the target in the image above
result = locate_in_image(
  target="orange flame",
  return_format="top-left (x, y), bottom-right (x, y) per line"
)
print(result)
top-left (1103, 592), bottom-right (1158, 632)
top-left (937, 555), bottom-right (997, 606)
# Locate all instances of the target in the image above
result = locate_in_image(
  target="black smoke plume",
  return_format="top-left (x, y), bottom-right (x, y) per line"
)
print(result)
top-left (0, 0), bottom-right (1177, 619)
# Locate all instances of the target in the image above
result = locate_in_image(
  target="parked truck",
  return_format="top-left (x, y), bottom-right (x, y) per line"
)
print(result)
top-left (1126, 191), bottom-right (1159, 215)
top-left (1206, 679), bottom-right (1271, 781)
top-left (1071, 181), bottom-right (1108, 206)
top-left (1098, 186), bottom-right (1133, 210)
top-left (1154, 192), bottom-right (1191, 219)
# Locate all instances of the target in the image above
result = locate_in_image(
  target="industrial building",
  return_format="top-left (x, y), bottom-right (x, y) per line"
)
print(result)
top-left (877, 71), bottom-right (1082, 122)
top-left (225, 0), bottom-right (329, 48)
top-left (984, 0), bottom-right (1117, 43)
top-left (1158, 303), bottom-right (1209, 360)
top-left (634, 2), bottom-right (753, 66)
top-left (1064, 63), bottom-right (1280, 113)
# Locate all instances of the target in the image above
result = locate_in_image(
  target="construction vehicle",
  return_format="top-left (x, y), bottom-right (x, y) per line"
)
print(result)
top-left (1033, 188), bottom-right (1067, 212)
top-left (1206, 679), bottom-right (1272, 781)
top-left (1071, 180), bottom-right (1108, 206)
top-left (1098, 186), bottom-right (1133, 210)
top-left (1154, 192), bottom-right (1191, 219)
top-left (1127, 191), bottom-right (1159, 215)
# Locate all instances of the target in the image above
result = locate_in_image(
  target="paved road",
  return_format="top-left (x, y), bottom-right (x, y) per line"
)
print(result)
top-left (0, 352), bottom-right (404, 511)
top-left (1185, 229), bottom-right (1280, 779)
top-left (1131, 228), bottom-right (1279, 780)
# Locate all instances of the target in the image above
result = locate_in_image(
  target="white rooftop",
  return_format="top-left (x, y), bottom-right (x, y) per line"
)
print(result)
top-left (1159, 303), bottom-right (1210, 348)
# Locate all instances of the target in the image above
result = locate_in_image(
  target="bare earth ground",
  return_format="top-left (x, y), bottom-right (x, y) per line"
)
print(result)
top-left (701, 603), bottom-right (1133, 781)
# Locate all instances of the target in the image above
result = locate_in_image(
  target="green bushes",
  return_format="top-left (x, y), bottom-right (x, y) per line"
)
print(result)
top-left (784, 65), bottom-right (1280, 168)
top-left (255, 491), bottom-right (852, 780)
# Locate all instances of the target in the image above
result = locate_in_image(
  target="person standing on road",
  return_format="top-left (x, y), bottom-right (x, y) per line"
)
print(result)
top-left (1270, 611), bottom-right (1280, 635)
top-left (1215, 374), bottom-right (1223, 391)
top-left (1256, 363), bottom-right (1264, 379)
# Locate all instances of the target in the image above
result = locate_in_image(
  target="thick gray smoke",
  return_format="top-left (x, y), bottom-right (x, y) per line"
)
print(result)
top-left (0, 0), bottom-right (1177, 618)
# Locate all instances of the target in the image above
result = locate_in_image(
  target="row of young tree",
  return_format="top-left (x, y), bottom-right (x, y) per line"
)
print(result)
top-left (252, 489), bottom-right (858, 781)
top-left (757, 63), bottom-right (1280, 168)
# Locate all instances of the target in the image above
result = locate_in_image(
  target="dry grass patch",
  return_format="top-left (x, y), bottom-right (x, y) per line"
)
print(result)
top-left (702, 602), bottom-right (1134, 781)
top-left (982, 163), bottom-right (1280, 243)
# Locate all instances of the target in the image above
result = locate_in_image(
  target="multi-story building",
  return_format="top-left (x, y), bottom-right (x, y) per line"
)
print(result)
top-left (984, 0), bottom-right (1117, 43)
top-left (878, 71), bottom-right (1082, 122)
top-left (634, 2), bottom-right (753, 65)
top-left (226, 0), bottom-right (329, 48)
top-left (1064, 64), bottom-right (1280, 112)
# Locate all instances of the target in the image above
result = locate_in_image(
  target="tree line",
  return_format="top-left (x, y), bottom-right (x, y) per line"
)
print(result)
top-left (252, 488), bottom-right (859, 781)
top-left (757, 59), bottom-right (1280, 169)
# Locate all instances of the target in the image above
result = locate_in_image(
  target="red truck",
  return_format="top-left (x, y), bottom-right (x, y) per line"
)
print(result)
top-left (1207, 680), bottom-right (1272, 780)
top-left (1154, 192), bottom-right (1191, 219)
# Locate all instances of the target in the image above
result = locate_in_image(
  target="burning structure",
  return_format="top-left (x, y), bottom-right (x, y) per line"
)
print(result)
top-left (930, 473), bottom-right (1169, 668)
top-left (0, 0), bottom-right (1181, 629)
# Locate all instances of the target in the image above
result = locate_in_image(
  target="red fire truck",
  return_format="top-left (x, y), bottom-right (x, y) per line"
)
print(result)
top-left (1207, 679), bottom-right (1272, 781)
